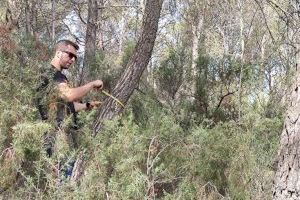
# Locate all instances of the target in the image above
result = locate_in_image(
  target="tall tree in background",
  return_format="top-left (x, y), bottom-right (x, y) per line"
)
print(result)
top-left (188, 0), bottom-right (204, 98)
top-left (24, 0), bottom-right (38, 37)
top-left (93, 0), bottom-right (164, 134)
top-left (0, 6), bottom-right (14, 29)
top-left (82, 0), bottom-right (99, 81)
top-left (51, 0), bottom-right (56, 41)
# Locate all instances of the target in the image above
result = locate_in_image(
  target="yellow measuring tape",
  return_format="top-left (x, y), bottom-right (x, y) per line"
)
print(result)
top-left (101, 90), bottom-right (125, 108)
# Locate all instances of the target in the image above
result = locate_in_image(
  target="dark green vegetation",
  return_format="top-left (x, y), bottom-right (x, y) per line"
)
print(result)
top-left (0, 33), bottom-right (283, 199)
top-left (3, 0), bottom-right (299, 198)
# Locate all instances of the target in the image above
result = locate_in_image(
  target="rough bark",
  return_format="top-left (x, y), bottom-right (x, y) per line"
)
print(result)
top-left (273, 0), bottom-right (300, 196)
top-left (93, 0), bottom-right (164, 135)
top-left (273, 48), bottom-right (300, 199)
top-left (273, 86), bottom-right (300, 198)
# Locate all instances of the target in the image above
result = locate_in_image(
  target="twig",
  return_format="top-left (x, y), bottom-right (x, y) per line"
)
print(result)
top-left (98, 5), bottom-right (140, 9)
top-left (253, 0), bottom-right (276, 42)
top-left (72, 3), bottom-right (87, 25)
top-left (214, 91), bottom-right (236, 112)
top-left (102, 90), bottom-right (125, 108)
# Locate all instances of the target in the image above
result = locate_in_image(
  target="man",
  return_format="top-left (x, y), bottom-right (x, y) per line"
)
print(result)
top-left (36, 39), bottom-right (103, 156)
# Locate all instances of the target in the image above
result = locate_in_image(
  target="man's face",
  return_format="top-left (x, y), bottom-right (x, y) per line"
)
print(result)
top-left (58, 45), bottom-right (77, 69)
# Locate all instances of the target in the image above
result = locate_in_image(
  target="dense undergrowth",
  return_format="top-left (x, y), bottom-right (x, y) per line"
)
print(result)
top-left (0, 34), bottom-right (283, 199)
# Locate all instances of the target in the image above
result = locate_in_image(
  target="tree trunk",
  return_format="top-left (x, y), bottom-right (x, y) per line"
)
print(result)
top-left (273, 46), bottom-right (300, 198)
top-left (273, 0), bottom-right (300, 196)
top-left (31, 0), bottom-right (37, 37)
top-left (82, 0), bottom-right (98, 81)
top-left (97, 0), bottom-right (104, 50)
top-left (93, 0), bottom-right (164, 135)
top-left (190, 15), bottom-right (203, 97)
top-left (237, 0), bottom-right (244, 122)
top-left (25, 0), bottom-right (31, 36)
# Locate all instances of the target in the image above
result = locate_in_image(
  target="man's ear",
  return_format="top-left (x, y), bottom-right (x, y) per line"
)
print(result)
top-left (56, 51), bottom-right (61, 58)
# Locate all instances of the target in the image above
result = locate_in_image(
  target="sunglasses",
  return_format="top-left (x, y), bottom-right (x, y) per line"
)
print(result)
top-left (61, 50), bottom-right (77, 60)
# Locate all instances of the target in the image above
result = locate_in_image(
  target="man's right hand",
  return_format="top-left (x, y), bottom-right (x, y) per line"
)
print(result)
top-left (90, 101), bottom-right (102, 108)
top-left (91, 80), bottom-right (103, 90)
top-left (59, 80), bottom-right (104, 102)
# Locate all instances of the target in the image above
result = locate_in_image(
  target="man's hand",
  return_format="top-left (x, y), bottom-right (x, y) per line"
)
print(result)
top-left (90, 101), bottom-right (101, 108)
top-left (74, 101), bottom-right (101, 112)
top-left (91, 80), bottom-right (103, 90)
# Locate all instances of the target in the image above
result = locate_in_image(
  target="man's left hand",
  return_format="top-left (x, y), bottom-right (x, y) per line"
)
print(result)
top-left (89, 101), bottom-right (101, 108)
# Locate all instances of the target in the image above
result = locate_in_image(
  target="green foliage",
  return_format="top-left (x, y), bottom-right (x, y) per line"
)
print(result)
top-left (154, 48), bottom-right (185, 99)
top-left (0, 26), bottom-right (284, 200)
top-left (84, 41), bottom-right (136, 92)
top-left (13, 122), bottom-right (51, 160)
top-left (68, 91), bottom-right (280, 199)
top-left (121, 40), bottom-right (136, 68)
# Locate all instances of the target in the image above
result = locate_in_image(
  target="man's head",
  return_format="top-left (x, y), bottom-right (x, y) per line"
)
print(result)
top-left (52, 40), bottom-right (79, 70)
